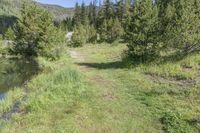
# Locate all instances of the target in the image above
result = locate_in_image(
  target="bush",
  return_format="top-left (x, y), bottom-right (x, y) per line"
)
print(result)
top-left (86, 25), bottom-right (97, 43)
top-left (162, 111), bottom-right (195, 133)
top-left (71, 24), bottom-right (97, 47)
top-left (4, 27), bottom-right (15, 41)
top-left (71, 24), bottom-right (87, 47)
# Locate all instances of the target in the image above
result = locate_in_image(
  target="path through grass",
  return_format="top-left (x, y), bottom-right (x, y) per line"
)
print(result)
top-left (0, 43), bottom-right (200, 133)
top-left (70, 44), bottom-right (200, 133)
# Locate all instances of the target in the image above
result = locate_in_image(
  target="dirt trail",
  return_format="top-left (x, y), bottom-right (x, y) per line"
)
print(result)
top-left (69, 50), bottom-right (118, 100)
top-left (69, 50), bottom-right (85, 62)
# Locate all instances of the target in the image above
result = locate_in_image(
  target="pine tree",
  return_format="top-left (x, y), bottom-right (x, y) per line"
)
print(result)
top-left (71, 24), bottom-right (87, 47)
top-left (97, 0), bottom-right (122, 42)
top-left (162, 0), bottom-right (200, 54)
top-left (73, 3), bottom-right (81, 26)
top-left (103, 0), bottom-right (115, 20)
top-left (116, 0), bottom-right (124, 22)
top-left (12, 3), bottom-right (62, 59)
top-left (125, 0), bottom-right (160, 62)
top-left (80, 2), bottom-right (88, 25)
top-left (116, 0), bottom-right (132, 26)
top-left (96, 0), bottom-right (115, 27)
top-left (88, 0), bottom-right (97, 26)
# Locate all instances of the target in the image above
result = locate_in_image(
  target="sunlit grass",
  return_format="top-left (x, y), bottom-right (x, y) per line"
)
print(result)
top-left (1, 43), bottom-right (200, 132)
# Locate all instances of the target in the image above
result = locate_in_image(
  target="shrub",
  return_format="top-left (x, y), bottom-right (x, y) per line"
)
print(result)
top-left (71, 24), bottom-right (87, 47)
top-left (71, 23), bottom-right (97, 47)
top-left (4, 27), bottom-right (15, 41)
top-left (162, 111), bottom-right (195, 133)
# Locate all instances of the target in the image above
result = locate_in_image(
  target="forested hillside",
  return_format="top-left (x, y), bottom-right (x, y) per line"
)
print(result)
top-left (0, 0), bottom-right (73, 19)
top-left (0, 0), bottom-right (73, 35)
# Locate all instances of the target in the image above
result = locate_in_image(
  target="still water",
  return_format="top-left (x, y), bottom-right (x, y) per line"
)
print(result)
top-left (0, 58), bottom-right (39, 100)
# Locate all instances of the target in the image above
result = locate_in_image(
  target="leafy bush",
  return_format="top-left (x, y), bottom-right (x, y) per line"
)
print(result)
top-left (162, 111), bottom-right (195, 133)
top-left (71, 24), bottom-right (97, 47)
top-left (4, 27), bottom-right (15, 41)
top-left (71, 24), bottom-right (87, 47)
top-left (86, 25), bottom-right (97, 43)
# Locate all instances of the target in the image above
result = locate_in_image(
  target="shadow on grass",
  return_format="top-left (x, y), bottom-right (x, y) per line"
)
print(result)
top-left (77, 61), bottom-right (127, 70)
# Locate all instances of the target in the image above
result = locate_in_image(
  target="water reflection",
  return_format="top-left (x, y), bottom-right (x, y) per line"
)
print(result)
top-left (0, 58), bottom-right (39, 99)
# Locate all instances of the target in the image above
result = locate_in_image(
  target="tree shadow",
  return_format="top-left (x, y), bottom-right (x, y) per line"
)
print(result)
top-left (0, 57), bottom-right (40, 99)
top-left (77, 61), bottom-right (127, 70)
top-left (0, 15), bottom-right (17, 35)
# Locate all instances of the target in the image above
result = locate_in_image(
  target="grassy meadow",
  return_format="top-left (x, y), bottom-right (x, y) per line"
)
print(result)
top-left (0, 43), bottom-right (199, 132)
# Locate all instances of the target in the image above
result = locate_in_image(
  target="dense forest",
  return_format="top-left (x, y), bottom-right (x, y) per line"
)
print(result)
top-left (66, 0), bottom-right (200, 61)
top-left (0, 0), bottom-right (200, 133)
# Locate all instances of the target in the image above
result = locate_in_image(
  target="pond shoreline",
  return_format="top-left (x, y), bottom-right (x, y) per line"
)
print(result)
top-left (1, 81), bottom-right (29, 121)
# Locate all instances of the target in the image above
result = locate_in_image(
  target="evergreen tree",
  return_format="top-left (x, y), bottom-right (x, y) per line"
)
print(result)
top-left (116, 0), bottom-right (125, 22)
top-left (103, 0), bottom-right (115, 20)
top-left (88, 0), bottom-right (97, 26)
top-left (73, 3), bottom-right (81, 26)
top-left (12, 3), bottom-right (63, 59)
top-left (97, 0), bottom-right (115, 28)
top-left (116, 0), bottom-right (132, 26)
top-left (97, 0), bottom-right (123, 42)
top-left (162, 0), bottom-right (200, 54)
top-left (71, 24), bottom-right (87, 47)
top-left (80, 2), bottom-right (88, 25)
top-left (125, 0), bottom-right (160, 62)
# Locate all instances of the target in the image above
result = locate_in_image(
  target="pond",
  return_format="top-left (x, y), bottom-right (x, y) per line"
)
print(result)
top-left (0, 58), bottom-right (39, 100)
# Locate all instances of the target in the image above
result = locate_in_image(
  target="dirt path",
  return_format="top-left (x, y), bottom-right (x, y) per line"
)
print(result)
top-left (69, 50), bottom-right (85, 62)
top-left (68, 49), bottom-right (163, 132)
top-left (69, 50), bottom-right (114, 85)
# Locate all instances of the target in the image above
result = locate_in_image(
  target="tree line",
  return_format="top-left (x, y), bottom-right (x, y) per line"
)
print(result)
top-left (65, 0), bottom-right (200, 62)
top-left (1, 0), bottom-right (200, 62)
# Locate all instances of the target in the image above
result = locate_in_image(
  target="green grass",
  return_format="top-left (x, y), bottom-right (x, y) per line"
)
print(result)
top-left (0, 43), bottom-right (200, 132)
top-left (74, 43), bottom-right (200, 132)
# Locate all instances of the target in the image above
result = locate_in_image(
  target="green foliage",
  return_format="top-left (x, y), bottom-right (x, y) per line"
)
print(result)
top-left (116, 0), bottom-right (132, 28)
top-left (4, 27), bottom-right (15, 40)
top-left (162, 111), bottom-right (195, 133)
top-left (161, 0), bottom-right (200, 55)
top-left (86, 25), bottom-right (97, 43)
top-left (80, 2), bottom-right (88, 25)
top-left (0, 0), bottom-right (73, 22)
top-left (71, 25), bottom-right (87, 47)
top-left (73, 3), bottom-right (82, 26)
top-left (88, 1), bottom-right (97, 26)
top-left (99, 18), bottom-right (124, 43)
top-left (11, 3), bottom-right (64, 59)
top-left (0, 38), bottom-right (10, 56)
top-left (71, 24), bottom-right (97, 47)
top-left (125, 0), bottom-right (160, 62)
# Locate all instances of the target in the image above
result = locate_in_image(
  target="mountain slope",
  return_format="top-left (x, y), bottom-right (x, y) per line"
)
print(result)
top-left (0, 0), bottom-right (73, 35)
top-left (0, 0), bottom-right (74, 20)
